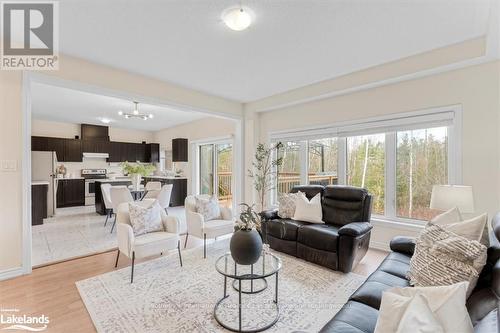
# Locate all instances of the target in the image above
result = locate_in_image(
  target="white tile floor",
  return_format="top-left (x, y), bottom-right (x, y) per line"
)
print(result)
top-left (32, 205), bottom-right (187, 266)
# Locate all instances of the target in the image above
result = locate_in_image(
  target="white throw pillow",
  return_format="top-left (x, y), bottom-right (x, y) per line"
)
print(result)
top-left (431, 207), bottom-right (462, 225)
top-left (128, 201), bottom-right (164, 236)
top-left (443, 213), bottom-right (488, 242)
top-left (278, 192), bottom-right (299, 219)
top-left (397, 293), bottom-right (444, 333)
top-left (293, 192), bottom-right (323, 223)
top-left (195, 195), bottom-right (221, 221)
top-left (374, 282), bottom-right (473, 333)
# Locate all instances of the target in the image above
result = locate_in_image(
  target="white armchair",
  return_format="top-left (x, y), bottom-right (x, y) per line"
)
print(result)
top-left (115, 201), bottom-right (182, 283)
top-left (184, 195), bottom-right (234, 258)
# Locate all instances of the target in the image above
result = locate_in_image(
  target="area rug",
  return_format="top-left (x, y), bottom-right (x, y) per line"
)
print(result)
top-left (76, 239), bottom-right (365, 332)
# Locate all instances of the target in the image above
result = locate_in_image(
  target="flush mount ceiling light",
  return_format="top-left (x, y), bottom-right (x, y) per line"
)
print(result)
top-left (99, 118), bottom-right (111, 124)
top-left (117, 101), bottom-right (154, 120)
top-left (222, 6), bottom-right (254, 31)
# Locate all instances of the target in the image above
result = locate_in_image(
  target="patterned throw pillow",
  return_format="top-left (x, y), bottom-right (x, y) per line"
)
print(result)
top-left (278, 193), bottom-right (298, 219)
top-left (407, 223), bottom-right (487, 295)
top-left (128, 202), bottom-right (164, 236)
top-left (195, 195), bottom-right (221, 221)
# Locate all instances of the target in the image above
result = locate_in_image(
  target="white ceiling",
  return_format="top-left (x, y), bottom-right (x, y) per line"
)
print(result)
top-left (31, 83), bottom-right (208, 131)
top-left (58, 0), bottom-right (492, 102)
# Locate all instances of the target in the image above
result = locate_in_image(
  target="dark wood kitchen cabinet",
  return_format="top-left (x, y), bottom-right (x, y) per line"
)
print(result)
top-left (82, 140), bottom-right (109, 154)
top-left (56, 179), bottom-right (85, 208)
top-left (172, 138), bottom-right (188, 162)
top-left (63, 139), bottom-right (82, 162)
top-left (32, 184), bottom-right (48, 225)
top-left (32, 135), bottom-right (159, 163)
top-left (147, 143), bottom-right (160, 163)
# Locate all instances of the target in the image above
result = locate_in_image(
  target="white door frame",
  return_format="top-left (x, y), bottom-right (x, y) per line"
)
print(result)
top-left (19, 72), bottom-right (244, 277)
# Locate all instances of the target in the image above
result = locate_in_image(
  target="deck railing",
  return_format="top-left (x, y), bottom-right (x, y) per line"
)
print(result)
top-left (215, 172), bottom-right (338, 201)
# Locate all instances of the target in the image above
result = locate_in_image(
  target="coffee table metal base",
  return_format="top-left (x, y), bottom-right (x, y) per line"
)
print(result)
top-left (232, 275), bottom-right (268, 294)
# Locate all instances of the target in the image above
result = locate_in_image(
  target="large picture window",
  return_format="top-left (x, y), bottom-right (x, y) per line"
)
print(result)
top-left (308, 138), bottom-right (338, 186)
top-left (396, 127), bottom-right (448, 220)
top-left (271, 108), bottom-right (459, 222)
top-left (347, 134), bottom-right (385, 215)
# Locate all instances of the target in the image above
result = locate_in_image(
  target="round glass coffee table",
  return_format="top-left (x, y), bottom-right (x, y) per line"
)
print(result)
top-left (214, 252), bottom-right (282, 332)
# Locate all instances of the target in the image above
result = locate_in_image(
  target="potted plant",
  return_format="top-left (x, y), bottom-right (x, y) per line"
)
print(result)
top-left (121, 162), bottom-right (156, 191)
top-left (230, 204), bottom-right (263, 265)
top-left (248, 142), bottom-right (283, 212)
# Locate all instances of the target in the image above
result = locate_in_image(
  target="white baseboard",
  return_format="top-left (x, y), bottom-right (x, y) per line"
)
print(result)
top-left (0, 267), bottom-right (24, 281)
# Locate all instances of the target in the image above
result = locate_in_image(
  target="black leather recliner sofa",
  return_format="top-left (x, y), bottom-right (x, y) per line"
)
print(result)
top-left (261, 185), bottom-right (373, 273)
top-left (319, 213), bottom-right (500, 333)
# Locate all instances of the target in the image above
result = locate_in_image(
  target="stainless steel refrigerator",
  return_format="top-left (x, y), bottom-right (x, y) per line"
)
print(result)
top-left (31, 151), bottom-right (58, 217)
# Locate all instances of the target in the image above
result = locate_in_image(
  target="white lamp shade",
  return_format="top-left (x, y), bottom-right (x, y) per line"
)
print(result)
top-left (430, 185), bottom-right (475, 213)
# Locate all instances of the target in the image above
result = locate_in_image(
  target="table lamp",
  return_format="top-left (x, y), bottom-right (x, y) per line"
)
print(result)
top-left (430, 185), bottom-right (475, 214)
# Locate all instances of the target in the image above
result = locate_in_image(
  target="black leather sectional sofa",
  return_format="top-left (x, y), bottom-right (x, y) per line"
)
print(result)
top-left (320, 214), bottom-right (500, 333)
top-left (261, 185), bottom-right (373, 273)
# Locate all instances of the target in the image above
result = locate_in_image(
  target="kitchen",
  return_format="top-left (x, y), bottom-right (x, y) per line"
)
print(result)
top-left (31, 123), bottom-right (189, 266)
top-left (29, 83), bottom-right (197, 267)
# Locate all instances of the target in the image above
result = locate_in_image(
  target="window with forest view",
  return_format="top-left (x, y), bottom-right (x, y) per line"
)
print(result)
top-left (347, 134), bottom-right (385, 215)
top-left (277, 141), bottom-right (301, 195)
top-left (308, 138), bottom-right (338, 186)
top-left (272, 110), bottom-right (456, 222)
top-left (396, 127), bottom-right (448, 220)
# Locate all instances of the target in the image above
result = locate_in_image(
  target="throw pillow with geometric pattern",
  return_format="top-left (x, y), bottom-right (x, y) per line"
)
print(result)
top-left (407, 223), bottom-right (487, 296)
top-left (128, 201), bottom-right (164, 236)
top-left (195, 195), bottom-right (221, 221)
top-left (278, 192), bottom-right (299, 219)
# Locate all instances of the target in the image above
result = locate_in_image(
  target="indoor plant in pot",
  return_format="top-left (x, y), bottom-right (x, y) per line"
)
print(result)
top-left (230, 204), bottom-right (263, 265)
top-left (121, 162), bottom-right (156, 191)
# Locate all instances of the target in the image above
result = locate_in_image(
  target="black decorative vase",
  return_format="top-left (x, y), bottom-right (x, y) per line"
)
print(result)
top-left (230, 229), bottom-right (263, 265)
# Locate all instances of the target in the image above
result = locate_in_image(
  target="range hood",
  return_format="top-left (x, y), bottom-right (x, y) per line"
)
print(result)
top-left (83, 152), bottom-right (109, 159)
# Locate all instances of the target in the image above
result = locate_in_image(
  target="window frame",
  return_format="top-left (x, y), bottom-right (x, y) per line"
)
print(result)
top-left (269, 105), bottom-right (462, 224)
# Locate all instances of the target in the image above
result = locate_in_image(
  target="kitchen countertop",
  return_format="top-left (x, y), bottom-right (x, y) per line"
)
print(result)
top-left (56, 177), bottom-right (85, 180)
top-left (32, 181), bottom-right (50, 186)
top-left (145, 175), bottom-right (187, 180)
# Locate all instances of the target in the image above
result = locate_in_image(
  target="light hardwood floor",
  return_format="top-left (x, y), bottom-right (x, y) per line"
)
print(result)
top-left (0, 237), bottom-right (388, 333)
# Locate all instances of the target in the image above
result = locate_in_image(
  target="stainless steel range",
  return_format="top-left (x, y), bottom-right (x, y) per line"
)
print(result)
top-left (82, 169), bottom-right (107, 205)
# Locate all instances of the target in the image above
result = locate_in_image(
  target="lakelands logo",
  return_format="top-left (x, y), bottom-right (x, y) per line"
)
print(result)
top-left (1, 1), bottom-right (59, 70)
top-left (0, 308), bottom-right (49, 331)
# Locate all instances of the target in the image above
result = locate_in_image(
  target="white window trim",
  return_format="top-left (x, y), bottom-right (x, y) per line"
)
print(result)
top-left (269, 105), bottom-right (463, 223)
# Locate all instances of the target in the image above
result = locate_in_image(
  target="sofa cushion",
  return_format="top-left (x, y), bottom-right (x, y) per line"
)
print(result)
top-left (350, 262), bottom-right (410, 310)
top-left (322, 186), bottom-right (370, 226)
top-left (378, 253), bottom-right (411, 279)
top-left (319, 301), bottom-right (379, 333)
top-left (265, 219), bottom-right (308, 241)
top-left (297, 224), bottom-right (339, 252)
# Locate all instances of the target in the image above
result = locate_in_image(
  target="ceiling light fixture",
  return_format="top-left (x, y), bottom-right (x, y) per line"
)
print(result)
top-left (117, 101), bottom-right (154, 120)
top-left (222, 6), bottom-right (254, 31)
top-left (100, 118), bottom-right (111, 124)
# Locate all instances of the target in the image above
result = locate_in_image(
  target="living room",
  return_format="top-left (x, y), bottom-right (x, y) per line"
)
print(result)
top-left (0, 1), bottom-right (499, 332)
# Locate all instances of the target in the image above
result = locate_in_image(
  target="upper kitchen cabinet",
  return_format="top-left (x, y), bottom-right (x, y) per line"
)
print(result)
top-left (172, 138), bottom-right (188, 162)
top-left (63, 139), bottom-right (83, 162)
top-left (146, 143), bottom-right (160, 163)
top-left (47, 138), bottom-right (65, 162)
top-left (81, 124), bottom-right (109, 141)
top-left (107, 141), bottom-right (125, 162)
top-left (82, 140), bottom-right (110, 154)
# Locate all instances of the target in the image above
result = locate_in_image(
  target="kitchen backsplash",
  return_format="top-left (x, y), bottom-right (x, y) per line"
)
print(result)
top-left (59, 159), bottom-right (124, 178)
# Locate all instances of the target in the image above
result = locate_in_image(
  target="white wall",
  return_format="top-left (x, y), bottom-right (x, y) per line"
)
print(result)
top-left (153, 117), bottom-right (236, 195)
top-left (246, 60), bottom-right (500, 250)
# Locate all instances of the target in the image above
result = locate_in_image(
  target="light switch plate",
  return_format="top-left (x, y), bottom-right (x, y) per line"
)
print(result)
top-left (1, 160), bottom-right (17, 172)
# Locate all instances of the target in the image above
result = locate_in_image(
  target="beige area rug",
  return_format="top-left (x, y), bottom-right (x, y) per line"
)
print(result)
top-left (76, 239), bottom-right (365, 332)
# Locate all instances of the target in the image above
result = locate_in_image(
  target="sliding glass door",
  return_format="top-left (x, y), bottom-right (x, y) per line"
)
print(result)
top-left (198, 142), bottom-right (233, 206)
